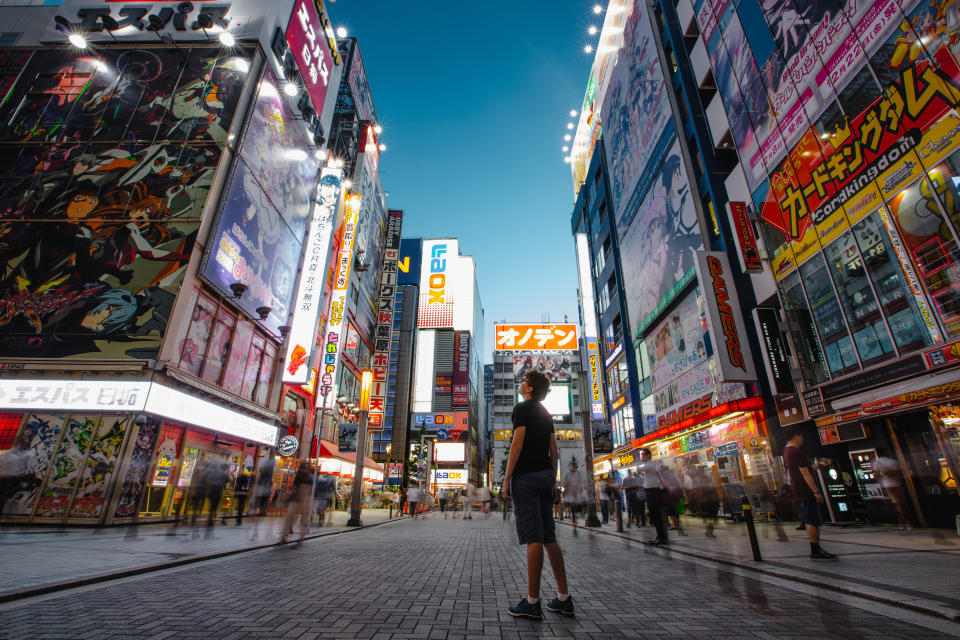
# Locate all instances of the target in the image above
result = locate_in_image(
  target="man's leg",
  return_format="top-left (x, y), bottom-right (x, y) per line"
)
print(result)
top-left (807, 524), bottom-right (819, 546)
top-left (544, 542), bottom-right (568, 595)
top-left (526, 543), bottom-right (545, 600)
top-left (649, 490), bottom-right (668, 542)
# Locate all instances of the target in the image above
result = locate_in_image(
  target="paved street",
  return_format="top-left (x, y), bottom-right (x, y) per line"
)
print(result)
top-left (2, 513), bottom-right (958, 639)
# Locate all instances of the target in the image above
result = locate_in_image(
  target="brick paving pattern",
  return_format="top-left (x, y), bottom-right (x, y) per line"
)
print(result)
top-left (0, 514), bottom-right (953, 639)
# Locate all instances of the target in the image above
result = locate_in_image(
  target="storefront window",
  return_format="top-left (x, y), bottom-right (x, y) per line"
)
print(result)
top-left (779, 273), bottom-right (830, 385)
top-left (240, 334), bottom-right (265, 400)
top-left (255, 345), bottom-right (276, 406)
top-left (822, 231), bottom-right (896, 367)
top-left (887, 177), bottom-right (960, 339)
top-left (179, 294), bottom-right (216, 376)
top-left (798, 255), bottom-right (859, 376)
top-left (201, 308), bottom-right (235, 385)
top-left (851, 212), bottom-right (933, 352)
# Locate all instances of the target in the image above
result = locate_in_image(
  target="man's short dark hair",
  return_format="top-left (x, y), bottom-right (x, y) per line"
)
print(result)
top-left (526, 370), bottom-right (550, 401)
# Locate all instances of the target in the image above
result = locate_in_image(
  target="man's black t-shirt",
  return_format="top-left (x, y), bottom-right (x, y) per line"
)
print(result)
top-left (511, 400), bottom-right (555, 476)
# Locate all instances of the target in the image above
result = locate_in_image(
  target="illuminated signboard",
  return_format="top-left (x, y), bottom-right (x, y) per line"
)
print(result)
top-left (0, 379), bottom-right (278, 445)
top-left (431, 468), bottom-right (468, 486)
top-left (367, 209), bottom-right (403, 428)
top-left (319, 193), bottom-right (361, 408)
top-left (418, 239), bottom-right (455, 328)
top-left (433, 442), bottom-right (465, 463)
top-left (285, 0), bottom-right (337, 117)
top-left (693, 251), bottom-right (756, 382)
top-left (282, 165), bottom-right (342, 384)
top-left (414, 411), bottom-right (468, 440)
top-left (494, 324), bottom-right (578, 351)
top-left (452, 331), bottom-right (470, 407)
top-left (576, 232), bottom-right (604, 420)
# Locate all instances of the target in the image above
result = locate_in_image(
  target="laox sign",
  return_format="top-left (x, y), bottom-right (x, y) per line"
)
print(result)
top-left (428, 243), bottom-right (447, 304)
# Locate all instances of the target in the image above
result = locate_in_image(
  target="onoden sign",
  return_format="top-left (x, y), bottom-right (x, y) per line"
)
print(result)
top-left (495, 324), bottom-right (578, 351)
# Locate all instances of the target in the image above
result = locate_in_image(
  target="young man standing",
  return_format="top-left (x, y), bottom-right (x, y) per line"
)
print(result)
top-left (502, 370), bottom-right (573, 620)
top-left (783, 430), bottom-right (838, 561)
top-left (636, 448), bottom-right (668, 545)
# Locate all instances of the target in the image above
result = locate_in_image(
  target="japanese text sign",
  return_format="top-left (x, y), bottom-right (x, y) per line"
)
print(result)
top-left (319, 193), bottom-right (360, 408)
top-left (283, 166), bottom-right (342, 384)
top-left (286, 0), bottom-right (335, 117)
top-left (452, 331), bottom-right (470, 408)
top-left (367, 209), bottom-right (403, 428)
top-left (495, 324), bottom-right (578, 351)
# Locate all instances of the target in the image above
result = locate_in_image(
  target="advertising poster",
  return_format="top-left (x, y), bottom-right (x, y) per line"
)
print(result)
top-left (512, 353), bottom-right (576, 382)
top-left (619, 138), bottom-right (704, 335)
top-left (397, 238), bottom-right (422, 286)
top-left (0, 47), bottom-right (251, 359)
top-left (347, 43), bottom-right (377, 124)
top-left (69, 416), bottom-right (128, 519)
top-left (418, 239), bottom-right (457, 328)
top-left (338, 423), bottom-right (358, 453)
top-left (452, 331), bottom-right (471, 407)
top-left (286, 0), bottom-right (336, 117)
top-left (601, 0), bottom-right (674, 238)
top-left (352, 139), bottom-right (387, 339)
top-left (114, 419), bottom-right (159, 518)
top-left (645, 289), bottom-right (709, 390)
top-left (3, 414), bottom-right (66, 516)
top-left (694, 251), bottom-right (757, 382)
top-left (369, 209), bottom-right (403, 427)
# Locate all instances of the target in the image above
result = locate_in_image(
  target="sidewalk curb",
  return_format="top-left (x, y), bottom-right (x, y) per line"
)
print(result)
top-left (0, 515), bottom-right (410, 604)
top-left (558, 521), bottom-right (960, 623)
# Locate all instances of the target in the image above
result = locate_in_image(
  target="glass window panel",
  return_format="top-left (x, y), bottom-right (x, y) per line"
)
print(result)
top-left (886, 178), bottom-right (960, 339)
top-left (179, 294), bottom-right (216, 376)
top-left (241, 334), bottom-right (265, 400)
top-left (798, 255), bottom-right (859, 376)
top-left (201, 309), bottom-right (235, 384)
top-left (255, 345), bottom-right (276, 406)
top-left (822, 231), bottom-right (895, 367)
top-left (851, 212), bottom-right (933, 352)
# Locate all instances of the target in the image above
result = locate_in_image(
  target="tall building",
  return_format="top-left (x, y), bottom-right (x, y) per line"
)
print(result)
top-left (490, 323), bottom-right (585, 488)
top-left (483, 363), bottom-right (494, 482)
top-left (409, 239), bottom-right (485, 490)
top-left (571, 0), bottom-right (776, 516)
top-left (0, 0), bottom-right (358, 524)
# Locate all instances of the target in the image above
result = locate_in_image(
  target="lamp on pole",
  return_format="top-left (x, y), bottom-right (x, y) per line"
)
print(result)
top-left (347, 370), bottom-right (373, 527)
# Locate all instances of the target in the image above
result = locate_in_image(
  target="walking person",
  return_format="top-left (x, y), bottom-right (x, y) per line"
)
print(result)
top-left (407, 482), bottom-right (422, 519)
top-left (783, 429), bottom-right (838, 560)
top-left (313, 471), bottom-right (336, 526)
top-left (478, 484), bottom-right (492, 517)
top-left (562, 459), bottom-right (584, 529)
top-left (248, 457), bottom-right (275, 540)
top-left (438, 487), bottom-right (450, 518)
top-left (397, 485), bottom-right (407, 517)
top-left (600, 476), bottom-right (618, 524)
top-left (0, 429), bottom-right (39, 516)
top-left (234, 467), bottom-right (252, 526)
top-left (661, 464), bottom-right (685, 535)
top-left (280, 461), bottom-right (313, 545)
top-left (636, 448), bottom-right (669, 545)
top-left (623, 470), bottom-right (640, 527)
top-left (502, 370), bottom-right (573, 620)
top-left (872, 455), bottom-right (912, 529)
top-left (463, 482), bottom-right (475, 519)
top-left (204, 459), bottom-right (229, 530)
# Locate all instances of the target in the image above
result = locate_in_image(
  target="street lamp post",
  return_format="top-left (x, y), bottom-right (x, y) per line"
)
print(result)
top-left (578, 371), bottom-right (601, 527)
top-left (347, 370), bottom-right (373, 527)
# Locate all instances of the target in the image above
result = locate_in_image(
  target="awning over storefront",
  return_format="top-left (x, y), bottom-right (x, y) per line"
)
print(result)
top-left (315, 440), bottom-right (383, 481)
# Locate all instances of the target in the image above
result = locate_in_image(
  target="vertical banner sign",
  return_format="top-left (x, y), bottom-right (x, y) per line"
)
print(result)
top-left (283, 166), bottom-right (343, 384)
top-left (452, 331), bottom-right (470, 408)
top-left (285, 0), bottom-right (336, 117)
top-left (319, 193), bottom-right (361, 408)
top-left (693, 251), bottom-right (757, 382)
top-left (728, 202), bottom-right (762, 272)
top-left (752, 307), bottom-right (794, 396)
top-left (575, 233), bottom-right (605, 420)
top-left (368, 209), bottom-right (403, 428)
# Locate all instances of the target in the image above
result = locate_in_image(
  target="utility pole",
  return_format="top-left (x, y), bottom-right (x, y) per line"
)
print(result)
top-left (578, 371), bottom-right (601, 527)
top-left (347, 371), bottom-right (373, 527)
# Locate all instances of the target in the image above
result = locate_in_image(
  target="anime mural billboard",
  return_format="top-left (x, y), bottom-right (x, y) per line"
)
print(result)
top-left (0, 47), bottom-right (251, 359)
top-left (600, 0), bottom-right (673, 238)
top-left (619, 138), bottom-right (704, 335)
top-left (202, 66), bottom-right (319, 336)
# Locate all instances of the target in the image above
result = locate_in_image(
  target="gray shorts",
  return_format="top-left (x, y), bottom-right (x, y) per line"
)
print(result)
top-left (511, 469), bottom-right (557, 545)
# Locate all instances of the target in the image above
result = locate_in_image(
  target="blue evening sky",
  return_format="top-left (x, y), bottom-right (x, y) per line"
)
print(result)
top-left (328, 1), bottom-right (598, 361)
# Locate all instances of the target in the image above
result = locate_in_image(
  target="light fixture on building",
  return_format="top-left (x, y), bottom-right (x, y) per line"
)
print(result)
top-left (256, 306), bottom-right (272, 321)
top-left (374, 124), bottom-right (383, 135)
top-left (594, 4), bottom-right (604, 14)
top-left (584, 44), bottom-right (593, 53)
top-left (68, 33), bottom-right (87, 48)
top-left (564, 134), bottom-right (572, 141)
top-left (336, 26), bottom-right (348, 38)
top-left (219, 31), bottom-right (236, 47)
top-left (563, 145), bottom-right (569, 152)
top-left (588, 25), bottom-right (598, 35)
top-left (378, 143), bottom-right (386, 151)
top-left (567, 122), bottom-right (574, 129)
top-left (343, 179), bottom-right (352, 189)
top-left (283, 82), bottom-right (299, 96)
top-left (570, 109), bottom-right (578, 117)
top-left (229, 282), bottom-right (247, 298)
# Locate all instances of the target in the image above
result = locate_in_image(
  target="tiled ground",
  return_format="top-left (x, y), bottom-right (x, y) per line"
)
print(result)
top-left (0, 513), bottom-right (954, 639)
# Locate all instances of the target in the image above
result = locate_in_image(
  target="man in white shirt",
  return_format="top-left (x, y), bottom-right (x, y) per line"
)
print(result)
top-left (636, 448), bottom-right (668, 545)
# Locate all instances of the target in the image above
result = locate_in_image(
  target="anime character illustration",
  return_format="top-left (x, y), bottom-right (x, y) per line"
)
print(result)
top-left (0, 46), bottom-right (252, 359)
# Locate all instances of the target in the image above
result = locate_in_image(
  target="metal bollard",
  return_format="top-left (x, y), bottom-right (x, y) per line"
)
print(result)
top-left (742, 501), bottom-right (763, 562)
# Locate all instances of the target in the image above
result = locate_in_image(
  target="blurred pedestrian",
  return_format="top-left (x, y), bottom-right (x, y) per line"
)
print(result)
top-left (280, 461), bottom-right (313, 545)
top-left (204, 459), bottom-right (229, 529)
top-left (661, 464), bottom-right (685, 535)
top-left (872, 455), bottom-right (912, 529)
top-left (623, 470), bottom-right (640, 527)
top-left (463, 483), bottom-right (475, 519)
top-left (637, 448), bottom-right (668, 545)
top-left (690, 467), bottom-right (719, 537)
top-left (188, 459), bottom-right (210, 533)
top-left (234, 467), bottom-right (252, 526)
top-left (0, 429), bottom-right (39, 516)
top-left (438, 488), bottom-right (450, 518)
top-left (500, 488), bottom-right (512, 521)
top-left (600, 476), bottom-right (618, 524)
top-left (562, 459), bottom-right (585, 528)
top-left (314, 471), bottom-right (336, 527)
top-left (407, 482), bottom-right (422, 519)
top-left (784, 430), bottom-right (837, 561)
top-left (478, 485), bottom-right (492, 516)
top-left (248, 457), bottom-right (275, 541)
top-left (502, 370), bottom-right (573, 620)
top-left (398, 485), bottom-right (407, 517)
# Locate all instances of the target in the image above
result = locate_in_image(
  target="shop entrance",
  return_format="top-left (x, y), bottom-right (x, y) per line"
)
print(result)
top-left (890, 410), bottom-right (960, 529)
